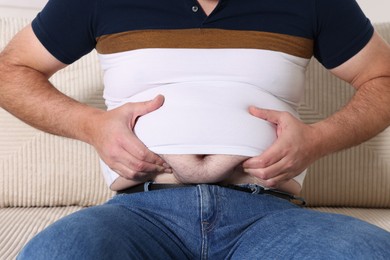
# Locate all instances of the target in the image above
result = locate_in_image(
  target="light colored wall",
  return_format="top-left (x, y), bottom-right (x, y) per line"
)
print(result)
top-left (357, 0), bottom-right (390, 23)
top-left (0, 0), bottom-right (46, 19)
top-left (0, 1), bottom-right (388, 22)
top-left (0, 0), bottom-right (46, 8)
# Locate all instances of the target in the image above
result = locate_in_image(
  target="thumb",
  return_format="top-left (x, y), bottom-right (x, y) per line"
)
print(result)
top-left (249, 106), bottom-right (281, 125)
top-left (130, 95), bottom-right (165, 126)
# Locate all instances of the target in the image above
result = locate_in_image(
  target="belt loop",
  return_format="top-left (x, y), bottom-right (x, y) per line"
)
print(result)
top-left (249, 184), bottom-right (263, 194)
top-left (144, 181), bottom-right (153, 192)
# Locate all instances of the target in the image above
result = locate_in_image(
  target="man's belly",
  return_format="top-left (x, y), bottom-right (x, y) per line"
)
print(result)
top-left (110, 154), bottom-right (301, 195)
top-left (160, 154), bottom-right (249, 183)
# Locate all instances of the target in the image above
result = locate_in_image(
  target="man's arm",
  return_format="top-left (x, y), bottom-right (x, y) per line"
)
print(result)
top-left (243, 31), bottom-right (390, 188)
top-left (0, 25), bottom-right (169, 181)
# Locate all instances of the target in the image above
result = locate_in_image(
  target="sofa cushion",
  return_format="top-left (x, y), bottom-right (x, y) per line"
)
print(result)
top-left (311, 207), bottom-right (390, 231)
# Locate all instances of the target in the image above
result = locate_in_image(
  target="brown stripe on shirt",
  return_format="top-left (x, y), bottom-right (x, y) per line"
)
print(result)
top-left (96, 28), bottom-right (313, 58)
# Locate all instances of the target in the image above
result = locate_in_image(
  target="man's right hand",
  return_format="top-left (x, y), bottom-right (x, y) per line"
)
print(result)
top-left (89, 95), bottom-right (171, 182)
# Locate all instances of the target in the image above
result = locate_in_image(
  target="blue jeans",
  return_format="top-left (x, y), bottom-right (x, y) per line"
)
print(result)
top-left (18, 184), bottom-right (390, 259)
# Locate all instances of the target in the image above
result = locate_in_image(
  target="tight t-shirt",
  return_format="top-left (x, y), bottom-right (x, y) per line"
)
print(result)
top-left (31, 0), bottom-right (373, 187)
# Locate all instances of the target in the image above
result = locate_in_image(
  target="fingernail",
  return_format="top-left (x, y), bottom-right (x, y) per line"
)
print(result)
top-left (157, 166), bottom-right (165, 172)
top-left (164, 168), bottom-right (173, 173)
top-left (163, 163), bottom-right (170, 168)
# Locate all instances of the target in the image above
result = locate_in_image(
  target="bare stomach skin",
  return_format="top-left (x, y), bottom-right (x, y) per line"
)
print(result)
top-left (110, 154), bottom-right (301, 195)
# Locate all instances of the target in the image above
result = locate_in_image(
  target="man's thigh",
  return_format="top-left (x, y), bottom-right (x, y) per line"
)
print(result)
top-left (228, 208), bottom-right (390, 259)
top-left (17, 203), bottom-right (192, 260)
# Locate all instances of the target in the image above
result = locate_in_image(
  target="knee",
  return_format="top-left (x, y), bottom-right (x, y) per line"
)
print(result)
top-left (231, 209), bottom-right (390, 259)
top-left (296, 212), bottom-right (390, 258)
top-left (17, 217), bottom-right (117, 259)
top-left (17, 206), bottom-right (132, 259)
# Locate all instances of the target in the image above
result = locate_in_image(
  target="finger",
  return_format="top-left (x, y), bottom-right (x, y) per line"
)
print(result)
top-left (127, 153), bottom-right (167, 173)
top-left (242, 139), bottom-right (286, 169)
top-left (121, 132), bottom-right (168, 168)
top-left (245, 157), bottom-right (288, 180)
top-left (110, 149), bottom-right (171, 177)
top-left (113, 163), bottom-right (158, 182)
top-left (262, 172), bottom-right (291, 189)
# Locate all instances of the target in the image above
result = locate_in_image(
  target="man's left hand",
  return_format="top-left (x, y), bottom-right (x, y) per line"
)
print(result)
top-left (242, 106), bottom-right (321, 188)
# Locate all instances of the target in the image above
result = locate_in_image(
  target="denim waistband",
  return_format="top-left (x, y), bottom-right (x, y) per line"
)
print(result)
top-left (117, 182), bottom-right (306, 206)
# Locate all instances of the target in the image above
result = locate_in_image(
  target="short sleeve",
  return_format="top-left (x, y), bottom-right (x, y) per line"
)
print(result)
top-left (31, 0), bottom-right (98, 64)
top-left (313, 0), bottom-right (374, 69)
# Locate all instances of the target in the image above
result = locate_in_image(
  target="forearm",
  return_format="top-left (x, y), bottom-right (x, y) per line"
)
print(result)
top-left (0, 61), bottom-right (102, 145)
top-left (313, 76), bottom-right (390, 157)
top-left (0, 58), bottom-right (169, 180)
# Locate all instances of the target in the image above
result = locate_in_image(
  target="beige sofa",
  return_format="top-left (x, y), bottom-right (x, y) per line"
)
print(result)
top-left (0, 17), bottom-right (389, 259)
